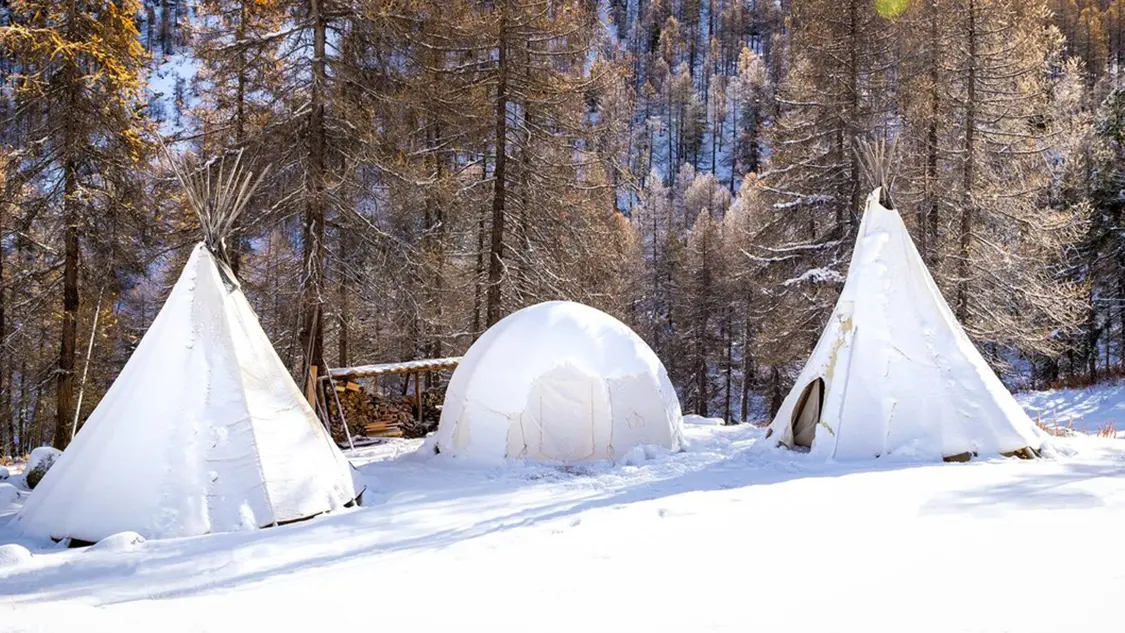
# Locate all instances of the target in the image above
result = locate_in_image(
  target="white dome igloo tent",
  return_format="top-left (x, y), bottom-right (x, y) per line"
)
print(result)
top-left (433, 301), bottom-right (684, 463)
top-left (765, 188), bottom-right (1045, 462)
top-left (18, 152), bottom-right (362, 545)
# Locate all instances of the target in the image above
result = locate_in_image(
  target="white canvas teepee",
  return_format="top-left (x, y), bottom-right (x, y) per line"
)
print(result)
top-left (764, 188), bottom-right (1045, 462)
top-left (18, 154), bottom-right (362, 544)
top-left (432, 301), bottom-right (685, 463)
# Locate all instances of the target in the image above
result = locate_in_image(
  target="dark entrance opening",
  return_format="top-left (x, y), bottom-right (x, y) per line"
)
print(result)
top-left (790, 378), bottom-right (824, 450)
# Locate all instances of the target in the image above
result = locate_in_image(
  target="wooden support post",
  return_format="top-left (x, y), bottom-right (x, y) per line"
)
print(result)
top-left (414, 370), bottom-right (422, 426)
top-left (326, 375), bottom-right (356, 452)
top-left (306, 365), bottom-right (319, 407)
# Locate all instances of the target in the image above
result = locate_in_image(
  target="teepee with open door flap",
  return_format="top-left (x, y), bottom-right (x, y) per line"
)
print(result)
top-left (764, 140), bottom-right (1045, 462)
top-left (18, 150), bottom-right (363, 545)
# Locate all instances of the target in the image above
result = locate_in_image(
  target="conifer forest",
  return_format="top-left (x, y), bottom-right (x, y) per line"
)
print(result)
top-left (2, 0), bottom-right (1125, 453)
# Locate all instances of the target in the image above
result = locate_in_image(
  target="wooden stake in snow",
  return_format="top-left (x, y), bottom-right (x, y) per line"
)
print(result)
top-left (71, 287), bottom-right (104, 440)
top-left (854, 134), bottom-right (899, 209)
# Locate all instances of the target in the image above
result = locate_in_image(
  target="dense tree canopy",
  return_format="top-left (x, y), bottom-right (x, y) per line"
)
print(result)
top-left (2, 0), bottom-right (1124, 452)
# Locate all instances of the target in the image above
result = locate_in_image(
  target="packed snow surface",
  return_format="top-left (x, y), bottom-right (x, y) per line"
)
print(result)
top-left (0, 543), bottom-right (31, 568)
top-left (0, 484), bottom-right (18, 507)
top-left (86, 532), bottom-right (146, 554)
top-left (2, 416), bottom-right (1123, 633)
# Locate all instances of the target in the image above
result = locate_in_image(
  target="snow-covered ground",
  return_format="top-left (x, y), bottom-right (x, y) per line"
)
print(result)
top-left (1016, 381), bottom-right (1125, 438)
top-left (2, 414), bottom-right (1123, 633)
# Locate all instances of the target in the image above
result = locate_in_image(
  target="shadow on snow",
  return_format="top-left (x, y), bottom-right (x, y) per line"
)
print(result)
top-left (1, 429), bottom-right (1120, 605)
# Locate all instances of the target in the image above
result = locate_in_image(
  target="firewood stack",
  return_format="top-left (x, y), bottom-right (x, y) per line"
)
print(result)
top-left (325, 381), bottom-right (446, 440)
top-left (400, 390), bottom-right (444, 438)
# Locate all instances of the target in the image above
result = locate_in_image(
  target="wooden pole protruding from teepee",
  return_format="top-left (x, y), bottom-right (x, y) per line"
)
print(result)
top-left (162, 143), bottom-right (271, 272)
top-left (854, 135), bottom-right (899, 209)
top-left (306, 365), bottom-right (318, 407)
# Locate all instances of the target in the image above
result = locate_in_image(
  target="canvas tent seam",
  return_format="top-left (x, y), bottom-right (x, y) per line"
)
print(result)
top-left (200, 251), bottom-right (281, 527)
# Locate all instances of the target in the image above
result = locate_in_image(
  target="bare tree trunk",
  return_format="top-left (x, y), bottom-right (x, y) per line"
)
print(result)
top-left (729, 86), bottom-right (738, 193)
top-left (695, 230), bottom-right (711, 417)
top-left (337, 230), bottom-right (349, 368)
top-left (473, 209), bottom-right (486, 336)
top-left (146, 4), bottom-right (155, 52)
top-left (472, 154), bottom-right (486, 336)
top-left (160, 0), bottom-right (173, 55)
top-left (54, 11), bottom-right (80, 449)
top-left (430, 129), bottom-right (446, 364)
top-left (230, 0), bottom-right (249, 277)
top-left (0, 201), bottom-right (8, 454)
top-left (769, 366), bottom-right (782, 417)
top-left (55, 164), bottom-right (79, 450)
top-left (1118, 262), bottom-right (1125, 370)
top-left (300, 0), bottom-right (328, 379)
top-left (19, 357), bottom-right (29, 454)
top-left (486, 2), bottom-right (509, 326)
top-left (723, 307), bottom-right (733, 424)
top-left (955, 0), bottom-right (977, 322)
top-left (845, 0), bottom-right (860, 225)
top-left (711, 95), bottom-right (718, 175)
top-left (740, 297), bottom-right (754, 422)
top-left (1086, 296), bottom-right (1098, 383)
top-left (650, 200), bottom-right (661, 352)
top-left (923, 0), bottom-right (940, 263)
top-left (667, 80), bottom-right (675, 196)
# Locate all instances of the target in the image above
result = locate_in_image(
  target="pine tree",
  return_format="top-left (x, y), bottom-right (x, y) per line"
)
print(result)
top-left (750, 0), bottom-right (899, 413)
top-left (940, 0), bottom-right (1083, 362)
top-left (1, 0), bottom-right (150, 449)
top-left (192, 0), bottom-right (286, 273)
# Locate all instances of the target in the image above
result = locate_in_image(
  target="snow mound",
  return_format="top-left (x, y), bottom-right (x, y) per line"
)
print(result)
top-left (88, 531), bottom-right (147, 553)
top-left (0, 465), bottom-right (8, 480)
top-left (618, 444), bottom-right (674, 466)
top-left (27, 447), bottom-right (62, 472)
top-left (0, 543), bottom-right (32, 568)
top-left (683, 415), bottom-right (725, 426)
top-left (433, 301), bottom-right (684, 464)
top-left (0, 482), bottom-right (19, 507)
top-left (24, 447), bottom-right (61, 489)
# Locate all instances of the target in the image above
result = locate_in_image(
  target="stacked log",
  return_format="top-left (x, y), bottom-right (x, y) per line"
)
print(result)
top-left (325, 381), bottom-right (446, 440)
top-left (400, 390), bottom-right (443, 438)
top-left (364, 393), bottom-right (411, 438)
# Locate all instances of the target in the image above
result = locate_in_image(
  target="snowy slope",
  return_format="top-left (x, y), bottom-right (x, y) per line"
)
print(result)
top-left (148, 52), bottom-right (200, 140)
top-left (2, 416), bottom-right (1124, 633)
top-left (1017, 382), bottom-right (1125, 438)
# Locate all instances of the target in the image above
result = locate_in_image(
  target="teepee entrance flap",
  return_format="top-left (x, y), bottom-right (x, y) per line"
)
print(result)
top-left (790, 378), bottom-right (824, 450)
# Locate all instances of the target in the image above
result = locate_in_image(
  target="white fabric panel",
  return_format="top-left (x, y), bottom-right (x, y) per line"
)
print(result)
top-left (18, 245), bottom-right (360, 543)
top-left (766, 189), bottom-right (1046, 461)
top-left (530, 365), bottom-right (601, 461)
top-left (607, 373), bottom-right (674, 458)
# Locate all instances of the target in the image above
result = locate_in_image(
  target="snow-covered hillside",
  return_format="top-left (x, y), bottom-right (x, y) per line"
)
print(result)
top-left (2, 415), bottom-right (1124, 633)
top-left (1017, 382), bottom-right (1125, 438)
